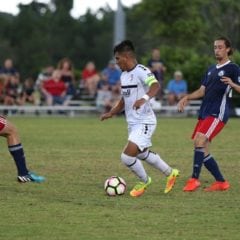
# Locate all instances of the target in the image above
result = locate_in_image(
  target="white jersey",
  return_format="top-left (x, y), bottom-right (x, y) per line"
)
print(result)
top-left (121, 64), bottom-right (157, 125)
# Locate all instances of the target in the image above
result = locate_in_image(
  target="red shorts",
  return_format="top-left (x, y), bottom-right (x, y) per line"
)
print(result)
top-left (191, 116), bottom-right (225, 141)
top-left (0, 115), bottom-right (7, 131)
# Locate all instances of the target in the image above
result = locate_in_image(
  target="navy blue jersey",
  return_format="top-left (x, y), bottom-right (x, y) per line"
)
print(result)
top-left (199, 61), bottom-right (240, 123)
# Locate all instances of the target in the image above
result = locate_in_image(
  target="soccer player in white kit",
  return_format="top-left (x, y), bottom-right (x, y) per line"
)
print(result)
top-left (100, 40), bottom-right (179, 197)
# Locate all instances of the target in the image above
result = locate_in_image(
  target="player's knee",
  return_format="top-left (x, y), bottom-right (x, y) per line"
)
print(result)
top-left (194, 133), bottom-right (207, 147)
top-left (121, 153), bottom-right (136, 166)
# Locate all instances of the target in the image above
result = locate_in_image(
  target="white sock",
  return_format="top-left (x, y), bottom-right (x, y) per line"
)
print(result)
top-left (121, 153), bottom-right (148, 182)
top-left (137, 150), bottom-right (172, 176)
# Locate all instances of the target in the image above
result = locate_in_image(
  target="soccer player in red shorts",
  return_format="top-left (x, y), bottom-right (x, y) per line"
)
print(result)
top-left (178, 36), bottom-right (240, 192)
top-left (0, 115), bottom-right (45, 183)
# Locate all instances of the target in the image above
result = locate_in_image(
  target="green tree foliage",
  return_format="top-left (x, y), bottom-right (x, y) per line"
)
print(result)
top-left (0, 0), bottom-right (239, 90)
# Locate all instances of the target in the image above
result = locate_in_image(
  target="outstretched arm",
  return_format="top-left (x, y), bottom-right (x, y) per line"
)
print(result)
top-left (100, 97), bottom-right (125, 121)
top-left (178, 85), bottom-right (205, 112)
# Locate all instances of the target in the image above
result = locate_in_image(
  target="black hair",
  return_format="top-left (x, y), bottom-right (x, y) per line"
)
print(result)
top-left (113, 40), bottom-right (135, 54)
top-left (215, 36), bottom-right (233, 56)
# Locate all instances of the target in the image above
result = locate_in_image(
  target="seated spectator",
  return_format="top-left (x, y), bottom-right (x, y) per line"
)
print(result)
top-left (57, 58), bottom-right (76, 100)
top-left (96, 78), bottom-right (112, 113)
top-left (35, 65), bottom-right (55, 104)
top-left (0, 76), bottom-right (5, 103)
top-left (41, 70), bottom-right (68, 106)
top-left (18, 78), bottom-right (38, 105)
top-left (147, 48), bottom-right (166, 99)
top-left (3, 74), bottom-right (21, 105)
top-left (81, 61), bottom-right (100, 97)
top-left (166, 70), bottom-right (188, 106)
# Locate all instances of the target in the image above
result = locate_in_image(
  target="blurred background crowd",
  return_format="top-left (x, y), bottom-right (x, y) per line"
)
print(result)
top-left (1, 0), bottom-right (240, 112)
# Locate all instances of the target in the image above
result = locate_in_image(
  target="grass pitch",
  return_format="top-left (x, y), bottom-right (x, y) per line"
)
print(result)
top-left (0, 116), bottom-right (239, 240)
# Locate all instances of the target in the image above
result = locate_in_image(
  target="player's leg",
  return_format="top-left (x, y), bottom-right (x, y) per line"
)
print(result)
top-left (183, 118), bottom-right (209, 191)
top-left (137, 150), bottom-right (179, 193)
top-left (201, 119), bottom-right (230, 191)
top-left (0, 116), bottom-right (45, 183)
top-left (121, 141), bottom-right (151, 197)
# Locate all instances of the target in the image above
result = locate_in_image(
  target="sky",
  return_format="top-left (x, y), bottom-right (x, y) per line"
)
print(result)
top-left (0, 0), bottom-right (142, 18)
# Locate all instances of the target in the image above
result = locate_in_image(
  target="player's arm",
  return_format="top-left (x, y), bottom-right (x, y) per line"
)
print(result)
top-left (133, 74), bottom-right (160, 110)
top-left (100, 97), bottom-right (125, 121)
top-left (178, 85), bottom-right (205, 112)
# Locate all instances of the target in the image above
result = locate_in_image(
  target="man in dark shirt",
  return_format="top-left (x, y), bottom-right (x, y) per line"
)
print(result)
top-left (178, 36), bottom-right (240, 192)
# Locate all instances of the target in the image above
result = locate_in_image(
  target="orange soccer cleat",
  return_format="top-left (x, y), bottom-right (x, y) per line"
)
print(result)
top-left (204, 181), bottom-right (230, 192)
top-left (183, 178), bottom-right (201, 192)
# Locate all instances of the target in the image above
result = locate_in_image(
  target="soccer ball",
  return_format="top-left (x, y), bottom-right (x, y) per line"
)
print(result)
top-left (104, 176), bottom-right (126, 196)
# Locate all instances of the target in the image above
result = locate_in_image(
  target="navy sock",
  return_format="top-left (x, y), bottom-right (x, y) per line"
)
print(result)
top-left (192, 147), bottom-right (204, 179)
top-left (203, 154), bottom-right (225, 182)
top-left (9, 144), bottom-right (28, 176)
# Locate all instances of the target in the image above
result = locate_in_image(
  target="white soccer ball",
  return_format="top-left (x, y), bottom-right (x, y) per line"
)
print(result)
top-left (104, 176), bottom-right (126, 196)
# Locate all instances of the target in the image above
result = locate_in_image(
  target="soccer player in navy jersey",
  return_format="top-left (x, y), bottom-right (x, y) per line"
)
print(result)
top-left (0, 116), bottom-right (45, 183)
top-left (178, 36), bottom-right (240, 192)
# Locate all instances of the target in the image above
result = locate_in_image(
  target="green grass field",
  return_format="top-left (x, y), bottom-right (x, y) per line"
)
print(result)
top-left (0, 116), bottom-right (239, 240)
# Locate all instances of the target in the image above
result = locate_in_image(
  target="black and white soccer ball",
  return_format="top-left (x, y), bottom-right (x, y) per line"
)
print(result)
top-left (104, 176), bottom-right (126, 196)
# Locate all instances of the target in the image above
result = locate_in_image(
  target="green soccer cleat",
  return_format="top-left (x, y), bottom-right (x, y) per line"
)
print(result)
top-left (130, 176), bottom-right (152, 197)
top-left (164, 169), bottom-right (179, 193)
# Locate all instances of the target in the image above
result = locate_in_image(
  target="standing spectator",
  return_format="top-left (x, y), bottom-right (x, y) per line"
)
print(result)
top-left (41, 70), bottom-right (68, 106)
top-left (81, 61), bottom-right (100, 97)
top-left (57, 58), bottom-right (76, 101)
top-left (178, 36), bottom-right (240, 192)
top-left (166, 70), bottom-right (188, 105)
top-left (147, 48), bottom-right (166, 99)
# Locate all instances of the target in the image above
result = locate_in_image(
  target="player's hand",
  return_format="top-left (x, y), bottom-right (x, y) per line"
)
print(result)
top-left (221, 76), bottom-right (234, 87)
top-left (178, 96), bottom-right (188, 112)
top-left (133, 98), bottom-right (146, 110)
top-left (100, 112), bottom-right (113, 121)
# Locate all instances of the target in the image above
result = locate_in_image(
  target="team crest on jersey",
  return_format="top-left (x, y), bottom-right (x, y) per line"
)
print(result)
top-left (207, 71), bottom-right (211, 76)
top-left (129, 74), bottom-right (134, 81)
top-left (238, 76), bottom-right (240, 83)
top-left (218, 70), bottom-right (225, 77)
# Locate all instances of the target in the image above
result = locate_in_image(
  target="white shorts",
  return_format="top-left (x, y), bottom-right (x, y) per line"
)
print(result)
top-left (128, 123), bottom-right (156, 151)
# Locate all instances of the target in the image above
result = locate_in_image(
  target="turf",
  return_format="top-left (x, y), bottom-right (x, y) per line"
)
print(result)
top-left (0, 116), bottom-right (239, 240)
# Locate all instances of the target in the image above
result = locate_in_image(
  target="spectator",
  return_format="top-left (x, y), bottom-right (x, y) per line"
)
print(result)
top-left (166, 70), bottom-right (187, 105)
top-left (96, 77), bottom-right (112, 113)
top-left (57, 58), bottom-right (76, 100)
top-left (81, 61), bottom-right (100, 97)
top-left (147, 48), bottom-right (166, 99)
top-left (18, 78), bottom-right (38, 105)
top-left (41, 70), bottom-right (68, 106)
top-left (102, 60), bottom-right (121, 89)
top-left (35, 65), bottom-right (55, 104)
top-left (3, 74), bottom-right (21, 105)
top-left (0, 75), bottom-right (4, 103)
top-left (35, 65), bottom-right (55, 89)
top-left (0, 58), bottom-right (19, 79)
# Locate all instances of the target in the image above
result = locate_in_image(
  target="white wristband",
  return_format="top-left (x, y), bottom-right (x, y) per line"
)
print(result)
top-left (142, 94), bottom-right (150, 101)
